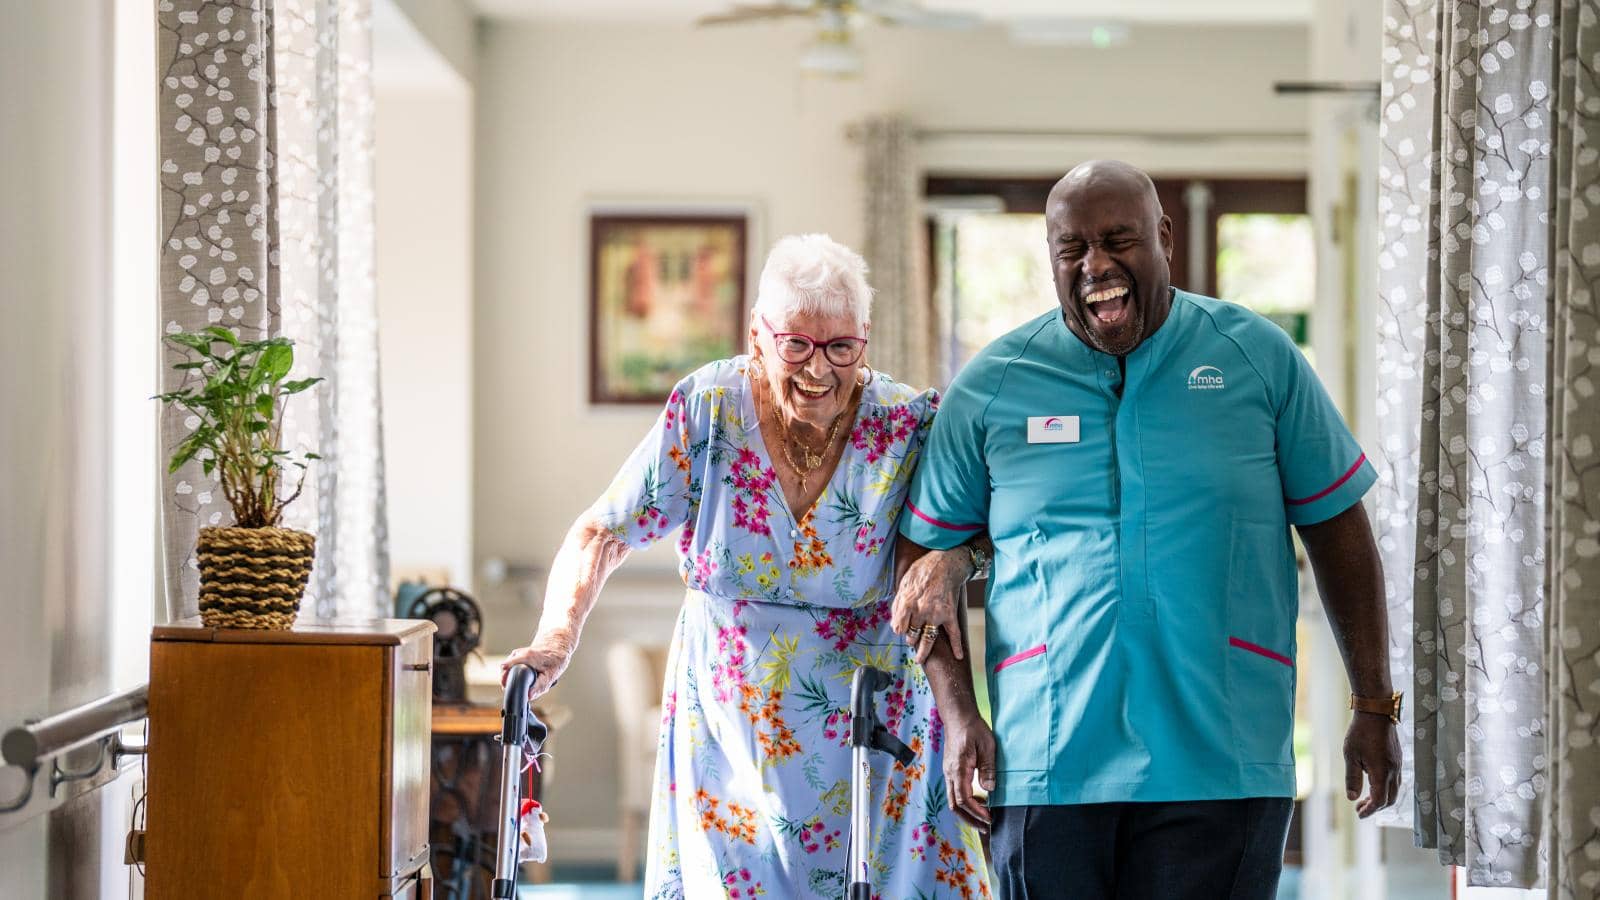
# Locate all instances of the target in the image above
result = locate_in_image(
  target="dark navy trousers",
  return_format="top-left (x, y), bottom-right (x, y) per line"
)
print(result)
top-left (989, 797), bottom-right (1294, 900)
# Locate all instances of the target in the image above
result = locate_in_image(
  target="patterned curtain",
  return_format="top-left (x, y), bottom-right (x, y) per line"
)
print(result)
top-left (1376, 0), bottom-right (1600, 891)
top-left (158, 0), bottom-right (389, 622)
top-left (1545, 2), bottom-right (1600, 895)
top-left (859, 115), bottom-right (936, 390)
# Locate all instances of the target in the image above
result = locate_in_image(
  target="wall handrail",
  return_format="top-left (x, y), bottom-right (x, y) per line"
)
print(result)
top-left (1, 684), bottom-right (149, 819)
top-left (2, 684), bottom-right (148, 770)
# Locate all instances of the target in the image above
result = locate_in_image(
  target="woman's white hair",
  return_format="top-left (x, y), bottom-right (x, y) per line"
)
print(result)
top-left (752, 233), bottom-right (872, 329)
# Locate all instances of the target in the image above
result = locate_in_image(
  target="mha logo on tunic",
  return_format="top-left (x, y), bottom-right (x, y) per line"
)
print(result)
top-left (1187, 365), bottom-right (1225, 390)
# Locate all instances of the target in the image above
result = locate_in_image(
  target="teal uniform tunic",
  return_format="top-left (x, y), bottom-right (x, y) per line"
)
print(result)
top-left (900, 289), bottom-right (1376, 806)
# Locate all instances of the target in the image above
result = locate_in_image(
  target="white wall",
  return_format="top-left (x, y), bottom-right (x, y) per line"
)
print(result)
top-left (391, 0), bottom-right (479, 85)
top-left (473, 18), bottom-right (1312, 855)
top-left (376, 1), bottom-right (477, 592)
top-left (1, 1), bottom-right (152, 896)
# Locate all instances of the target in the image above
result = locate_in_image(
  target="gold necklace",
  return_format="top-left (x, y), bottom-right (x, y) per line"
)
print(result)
top-left (762, 379), bottom-right (860, 490)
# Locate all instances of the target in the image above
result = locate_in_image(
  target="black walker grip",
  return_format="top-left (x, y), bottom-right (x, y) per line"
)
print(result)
top-left (848, 666), bottom-right (913, 764)
top-left (500, 663), bottom-right (549, 749)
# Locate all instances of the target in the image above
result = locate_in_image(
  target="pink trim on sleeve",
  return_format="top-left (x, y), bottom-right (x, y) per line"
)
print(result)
top-left (905, 499), bottom-right (983, 532)
top-left (1286, 453), bottom-right (1367, 506)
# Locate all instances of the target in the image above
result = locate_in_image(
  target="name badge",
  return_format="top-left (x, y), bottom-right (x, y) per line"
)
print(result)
top-left (1027, 416), bottom-right (1080, 444)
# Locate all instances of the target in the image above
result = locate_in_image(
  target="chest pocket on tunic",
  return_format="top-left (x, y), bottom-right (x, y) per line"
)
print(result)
top-left (1224, 518), bottom-right (1297, 766)
top-left (988, 641), bottom-right (1053, 777)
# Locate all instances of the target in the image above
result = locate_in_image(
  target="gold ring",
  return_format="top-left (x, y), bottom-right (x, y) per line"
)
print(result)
top-left (919, 624), bottom-right (940, 641)
top-left (908, 624), bottom-right (924, 639)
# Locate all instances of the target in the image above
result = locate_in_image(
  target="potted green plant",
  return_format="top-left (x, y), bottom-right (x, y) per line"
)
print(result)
top-left (157, 327), bottom-right (323, 630)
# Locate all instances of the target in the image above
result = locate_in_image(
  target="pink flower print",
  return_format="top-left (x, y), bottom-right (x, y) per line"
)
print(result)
top-left (711, 623), bottom-right (751, 702)
top-left (724, 868), bottom-right (759, 899)
top-left (729, 475), bottom-right (774, 538)
top-left (663, 390), bottom-right (686, 432)
top-left (801, 819), bottom-right (838, 854)
top-left (689, 548), bottom-right (719, 589)
top-left (850, 404), bottom-right (922, 464)
top-left (883, 677), bottom-right (908, 734)
top-left (852, 522), bottom-right (886, 556)
top-left (733, 447), bottom-right (760, 472)
top-left (814, 610), bottom-right (859, 652)
top-left (729, 448), bottom-right (776, 495)
top-left (815, 603), bottom-right (890, 652)
top-left (633, 506), bottom-right (670, 544)
top-left (821, 708), bottom-right (851, 746)
top-left (930, 704), bottom-right (944, 753)
top-left (910, 824), bottom-right (930, 860)
top-left (731, 496), bottom-right (760, 535)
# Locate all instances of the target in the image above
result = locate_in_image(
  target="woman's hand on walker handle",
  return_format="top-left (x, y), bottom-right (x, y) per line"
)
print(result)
top-left (500, 627), bottom-right (577, 701)
top-left (501, 514), bottom-right (633, 701)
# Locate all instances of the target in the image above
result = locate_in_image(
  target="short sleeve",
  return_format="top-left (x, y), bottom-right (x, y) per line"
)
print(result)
top-left (1271, 339), bottom-right (1376, 526)
top-left (593, 378), bottom-right (705, 549)
top-left (899, 376), bottom-right (989, 549)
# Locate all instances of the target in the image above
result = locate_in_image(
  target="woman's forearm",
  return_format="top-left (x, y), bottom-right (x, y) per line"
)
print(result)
top-left (531, 512), bottom-right (632, 646)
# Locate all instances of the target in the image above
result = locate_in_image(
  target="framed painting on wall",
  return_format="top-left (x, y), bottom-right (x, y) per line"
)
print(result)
top-left (588, 210), bottom-right (749, 405)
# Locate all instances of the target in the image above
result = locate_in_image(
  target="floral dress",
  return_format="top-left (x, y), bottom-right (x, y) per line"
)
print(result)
top-left (595, 356), bottom-right (991, 900)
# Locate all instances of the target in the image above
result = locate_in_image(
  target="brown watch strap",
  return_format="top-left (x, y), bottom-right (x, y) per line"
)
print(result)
top-left (1349, 691), bottom-right (1403, 724)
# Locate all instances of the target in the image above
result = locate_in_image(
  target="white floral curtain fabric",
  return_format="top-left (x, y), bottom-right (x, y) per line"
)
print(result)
top-left (1544, 2), bottom-right (1600, 894)
top-left (1376, 0), bottom-right (1600, 892)
top-left (158, 0), bottom-right (389, 622)
top-left (859, 115), bottom-right (936, 390)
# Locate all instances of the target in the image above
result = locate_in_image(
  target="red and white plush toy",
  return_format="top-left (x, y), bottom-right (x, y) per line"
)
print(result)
top-left (518, 798), bottom-right (549, 864)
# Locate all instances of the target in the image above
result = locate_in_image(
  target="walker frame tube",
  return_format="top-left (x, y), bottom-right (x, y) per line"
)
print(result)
top-left (492, 664), bottom-right (548, 899)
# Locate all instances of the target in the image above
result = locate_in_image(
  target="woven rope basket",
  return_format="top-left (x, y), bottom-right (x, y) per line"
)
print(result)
top-left (196, 526), bottom-right (316, 630)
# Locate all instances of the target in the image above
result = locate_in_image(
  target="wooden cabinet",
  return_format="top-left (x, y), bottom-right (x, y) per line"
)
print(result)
top-left (145, 617), bottom-right (436, 899)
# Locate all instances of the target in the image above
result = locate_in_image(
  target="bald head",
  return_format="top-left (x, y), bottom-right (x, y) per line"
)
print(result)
top-left (1044, 160), bottom-right (1174, 356)
top-left (1047, 160), bottom-right (1163, 223)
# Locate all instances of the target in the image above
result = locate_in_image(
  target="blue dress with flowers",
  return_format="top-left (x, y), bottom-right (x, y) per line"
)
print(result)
top-left (594, 356), bottom-right (991, 900)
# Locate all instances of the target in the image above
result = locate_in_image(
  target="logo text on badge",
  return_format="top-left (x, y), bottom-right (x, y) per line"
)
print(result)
top-left (1027, 416), bottom-right (1080, 443)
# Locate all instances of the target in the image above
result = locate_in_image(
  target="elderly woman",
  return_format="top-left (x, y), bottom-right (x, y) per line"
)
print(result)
top-left (503, 234), bottom-right (990, 898)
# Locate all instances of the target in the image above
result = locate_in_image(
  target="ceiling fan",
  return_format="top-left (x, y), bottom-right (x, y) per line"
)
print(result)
top-left (695, 0), bottom-right (982, 77)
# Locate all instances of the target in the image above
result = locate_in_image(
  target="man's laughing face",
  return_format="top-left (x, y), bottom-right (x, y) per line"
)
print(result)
top-left (1046, 170), bottom-right (1174, 357)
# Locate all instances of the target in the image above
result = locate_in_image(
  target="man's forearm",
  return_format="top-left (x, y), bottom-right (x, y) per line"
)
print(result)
top-left (1298, 503), bottom-right (1393, 698)
top-left (922, 593), bottom-right (982, 718)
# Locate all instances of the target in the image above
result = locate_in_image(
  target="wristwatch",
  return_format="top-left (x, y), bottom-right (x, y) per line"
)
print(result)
top-left (965, 542), bottom-right (991, 582)
top-left (1349, 690), bottom-right (1403, 724)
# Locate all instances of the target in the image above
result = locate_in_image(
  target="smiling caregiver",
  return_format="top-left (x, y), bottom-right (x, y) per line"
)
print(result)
top-left (893, 160), bottom-right (1402, 899)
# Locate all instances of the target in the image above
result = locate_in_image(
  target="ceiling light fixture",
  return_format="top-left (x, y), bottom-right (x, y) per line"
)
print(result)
top-left (1007, 19), bottom-right (1131, 49)
top-left (799, 22), bottom-right (863, 77)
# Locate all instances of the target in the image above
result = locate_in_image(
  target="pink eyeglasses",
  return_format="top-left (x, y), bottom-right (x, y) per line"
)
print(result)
top-left (761, 314), bottom-right (868, 366)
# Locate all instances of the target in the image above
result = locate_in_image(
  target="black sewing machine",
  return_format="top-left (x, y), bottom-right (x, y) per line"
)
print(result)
top-left (406, 587), bottom-right (501, 898)
top-left (405, 587), bottom-right (482, 703)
